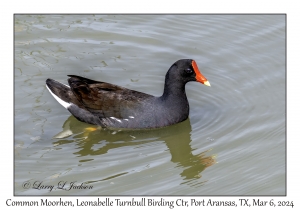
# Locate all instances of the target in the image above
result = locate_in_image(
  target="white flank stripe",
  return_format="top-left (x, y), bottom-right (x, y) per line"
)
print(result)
top-left (110, 117), bottom-right (122, 123)
top-left (46, 85), bottom-right (70, 109)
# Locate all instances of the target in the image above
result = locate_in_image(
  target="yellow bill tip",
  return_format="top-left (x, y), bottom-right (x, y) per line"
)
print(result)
top-left (204, 81), bottom-right (211, 87)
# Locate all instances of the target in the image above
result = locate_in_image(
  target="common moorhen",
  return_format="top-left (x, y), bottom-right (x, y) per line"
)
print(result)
top-left (46, 59), bottom-right (210, 129)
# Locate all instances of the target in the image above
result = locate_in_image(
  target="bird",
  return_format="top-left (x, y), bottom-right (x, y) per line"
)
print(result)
top-left (46, 59), bottom-right (210, 129)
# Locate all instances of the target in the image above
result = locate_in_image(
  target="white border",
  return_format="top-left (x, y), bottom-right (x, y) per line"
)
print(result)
top-left (5, 0), bottom-right (298, 209)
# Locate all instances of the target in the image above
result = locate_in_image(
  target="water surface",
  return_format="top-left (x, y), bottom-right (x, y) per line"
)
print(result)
top-left (14, 14), bottom-right (285, 195)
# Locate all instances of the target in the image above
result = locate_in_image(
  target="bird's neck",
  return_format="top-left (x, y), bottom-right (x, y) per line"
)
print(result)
top-left (160, 73), bottom-right (188, 103)
top-left (158, 75), bottom-right (190, 122)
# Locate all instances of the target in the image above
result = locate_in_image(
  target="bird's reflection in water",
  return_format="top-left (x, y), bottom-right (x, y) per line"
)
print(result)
top-left (53, 116), bottom-right (216, 185)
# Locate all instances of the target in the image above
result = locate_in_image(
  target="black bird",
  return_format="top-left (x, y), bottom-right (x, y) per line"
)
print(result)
top-left (46, 59), bottom-right (210, 129)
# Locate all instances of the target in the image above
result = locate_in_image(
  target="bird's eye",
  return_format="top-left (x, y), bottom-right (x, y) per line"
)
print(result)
top-left (185, 68), bottom-right (193, 74)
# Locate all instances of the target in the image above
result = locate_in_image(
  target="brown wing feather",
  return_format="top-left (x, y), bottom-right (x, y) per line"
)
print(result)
top-left (67, 75), bottom-right (153, 119)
